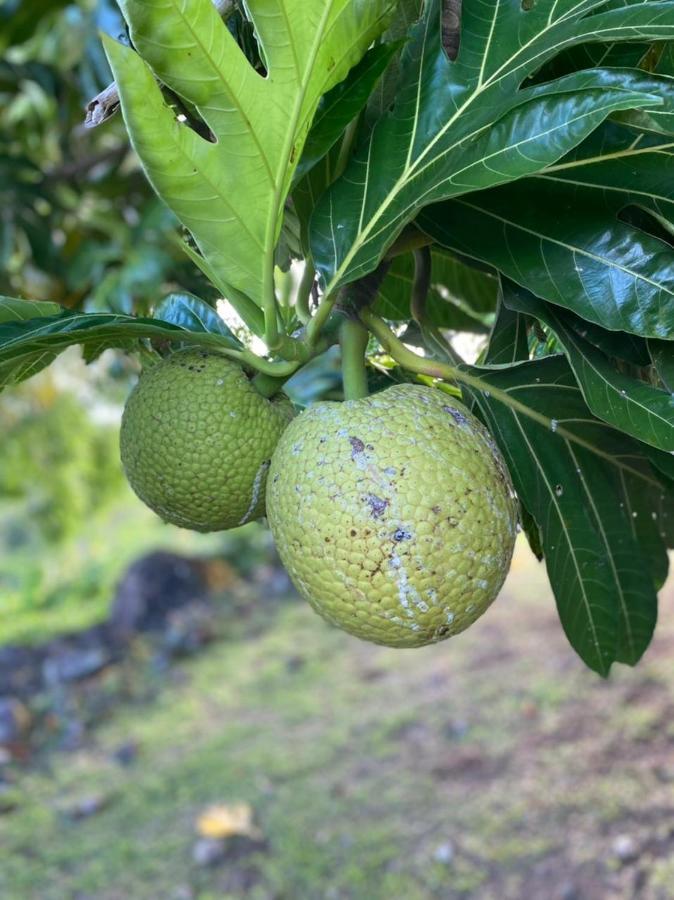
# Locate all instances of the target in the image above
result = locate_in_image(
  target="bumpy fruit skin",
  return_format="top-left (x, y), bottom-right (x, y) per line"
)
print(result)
top-left (267, 384), bottom-right (517, 648)
top-left (120, 349), bottom-right (293, 532)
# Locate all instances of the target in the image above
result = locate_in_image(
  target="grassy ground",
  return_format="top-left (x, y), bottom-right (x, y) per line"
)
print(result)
top-left (0, 491), bottom-right (225, 646)
top-left (2, 535), bottom-right (674, 899)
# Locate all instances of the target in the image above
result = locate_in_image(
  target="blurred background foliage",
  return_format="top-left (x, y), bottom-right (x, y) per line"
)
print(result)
top-left (0, 0), bottom-right (225, 644)
top-left (0, 0), bottom-right (209, 312)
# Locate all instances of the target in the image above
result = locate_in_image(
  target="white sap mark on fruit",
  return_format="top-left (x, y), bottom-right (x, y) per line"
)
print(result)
top-left (554, 484), bottom-right (563, 497)
top-left (632, 511), bottom-right (638, 518)
top-left (550, 419), bottom-right (558, 433)
top-left (652, 511), bottom-right (658, 520)
top-left (216, 378), bottom-right (225, 386)
top-left (445, 611), bottom-right (455, 625)
top-left (292, 442), bottom-right (303, 455)
top-left (229, 411), bottom-right (237, 417)
top-left (337, 428), bottom-right (349, 437)
top-left (238, 460), bottom-right (270, 525)
top-left (465, 604), bottom-right (476, 613)
top-left (477, 579), bottom-right (488, 590)
top-left (384, 467), bottom-right (397, 477)
top-left (389, 552), bottom-right (425, 617)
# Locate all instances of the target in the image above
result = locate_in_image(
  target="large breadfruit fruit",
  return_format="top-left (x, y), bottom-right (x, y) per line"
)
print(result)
top-left (266, 384), bottom-right (518, 647)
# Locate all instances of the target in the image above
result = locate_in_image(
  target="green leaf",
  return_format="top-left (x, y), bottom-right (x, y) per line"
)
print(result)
top-left (0, 302), bottom-right (239, 390)
top-left (649, 338), bottom-right (674, 391)
top-left (374, 249), bottom-right (498, 330)
top-left (484, 289), bottom-right (530, 366)
top-left (417, 179), bottom-right (674, 339)
top-left (294, 43), bottom-right (400, 184)
top-left (0, 297), bottom-right (62, 324)
top-left (153, 293), bottom-right (240, 343)
top-left (467, 356), bottom-right (663, 674)
top-left (311, 0), bottom-right (674, 292)
top-left (533, 122), bottom-right (674, 227)
top-left (502, 280), bottom-right (674, 451)
top-left (105, 0), bottom-right (394, 308)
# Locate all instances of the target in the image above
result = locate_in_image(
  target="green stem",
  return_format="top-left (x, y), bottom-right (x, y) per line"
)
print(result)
top-left (359, 309), bottom-right (558, 433)
top-left (385, 226), bottom-right (434, 260)
top-left (225, 347), bottom-right (300, 378)
top-left (306, 287), bottom-right (339, 347)
top-left (263, 256), bottom-right (280, 351)
top-left (335, 117), bottom-right (360, 179)
top-left (340, 317), bottom-right (369, 401)
top-left (251, 371), bottom-right (287, 398)
top-left (295, 262), bottom-right (315, 325)
top-left (411, 246), bottom-right (432, 324)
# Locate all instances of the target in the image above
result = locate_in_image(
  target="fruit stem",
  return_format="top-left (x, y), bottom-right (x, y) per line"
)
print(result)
top-left (295, 261), bottom-right (315, 325)
top-left (359, 309), bottom-right (569, 434)
top-left (251, 371), bottom-right (287, 398)
top-left (340, 317), bottom-right (370, 401)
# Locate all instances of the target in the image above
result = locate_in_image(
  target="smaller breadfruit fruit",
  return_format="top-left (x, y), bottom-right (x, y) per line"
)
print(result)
top-left (266, 384), bottom-right (518, 647)
top-left (120, 349), bottom-right (293, 532)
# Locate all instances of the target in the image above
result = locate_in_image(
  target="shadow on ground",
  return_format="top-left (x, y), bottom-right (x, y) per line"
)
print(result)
top-left (1, 539), bottom-right (674, 900)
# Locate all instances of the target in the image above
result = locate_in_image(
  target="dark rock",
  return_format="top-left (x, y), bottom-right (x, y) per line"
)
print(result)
top-left (0, 697), bottom-right (31, 746)
top-left (43, 643), bottom-right (111, 686)
top-left (109, 551), bottom-right (210, 639)
top-left (161, 602), bottom-right (218, 657)
top-left (112, 741), bottom-right (139, 767)
top-left (192, 837), bottom-right (227, 867)
top-left (0, 645), bottom-right (43, 697)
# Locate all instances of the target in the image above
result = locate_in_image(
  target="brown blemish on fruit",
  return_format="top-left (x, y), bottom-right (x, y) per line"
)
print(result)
top-left (443, 405), bottom-right (470, 427)
top-left (349, 436), bottom-right (365, 458)
top-left (364, 494), bottom-right (389, 518)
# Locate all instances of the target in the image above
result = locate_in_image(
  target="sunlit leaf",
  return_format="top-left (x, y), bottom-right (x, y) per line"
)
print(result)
top-left (105, 0), bottom-right (394, 308)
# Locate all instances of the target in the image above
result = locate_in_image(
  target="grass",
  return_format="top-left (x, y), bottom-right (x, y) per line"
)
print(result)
top-left (1, 527), bottom-right (674, 898)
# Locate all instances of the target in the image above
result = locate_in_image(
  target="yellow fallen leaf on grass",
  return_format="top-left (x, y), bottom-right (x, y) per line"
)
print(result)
top-left (196, 803), bottom-right (262, 840)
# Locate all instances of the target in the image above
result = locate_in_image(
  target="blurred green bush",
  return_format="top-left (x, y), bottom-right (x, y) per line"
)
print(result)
top-left (0, 378), bottom-right (123, 544)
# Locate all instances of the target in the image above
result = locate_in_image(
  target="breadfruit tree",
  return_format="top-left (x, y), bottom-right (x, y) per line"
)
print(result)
top-left (2, 0), bottom-right (674, 674)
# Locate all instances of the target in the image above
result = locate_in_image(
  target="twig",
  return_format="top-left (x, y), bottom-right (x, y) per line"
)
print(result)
top-left (84, 0), bottom-right (236, 128)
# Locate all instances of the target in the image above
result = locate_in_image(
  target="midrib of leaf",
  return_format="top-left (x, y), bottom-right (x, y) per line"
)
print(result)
top-left (541, 139), bottom-right (674, 172)
top-left (266, 1), bottom-right (335, 291)
top-left (532, 171), bottom-right (673, 207)
top-left (456, 198), bottom-right (674, 298)
top-left (566, 440), bottom-right (635, 659)
top-left (164, 134), bottom-right (265, 257)
top-left (460, 370), bottom-right (665, 490)
top-left (411, 98), bottom-right (653, 209)
top-left (509, 409), bottom-right (605, 665)
top-left (168, 0), bottom-right (275, 183)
